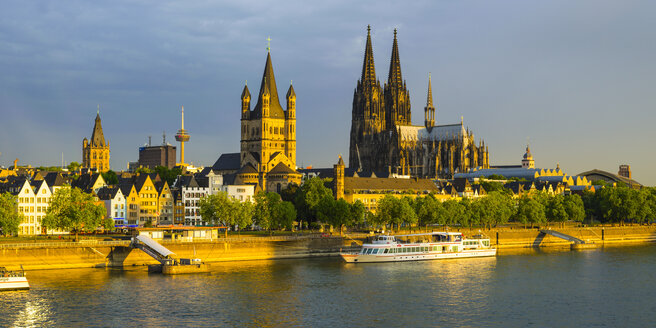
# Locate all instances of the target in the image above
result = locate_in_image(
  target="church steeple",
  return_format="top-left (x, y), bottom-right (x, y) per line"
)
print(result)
top-left (91, 112), bottom-right (106, 147)
top-left (361, 25), bottom-right (377, 87)
top-left (388, 29), bottom-right (403, 88)
top-left (384, 28), bottom-right (411, 129)
top-left (424, 73), bottom-right (435, 128)
top-left (253, 52), bottom-right (284, 118)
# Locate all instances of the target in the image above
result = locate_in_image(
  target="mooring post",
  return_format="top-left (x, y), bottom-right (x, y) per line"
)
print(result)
top-left (602, 228), bottom-right (605, 241)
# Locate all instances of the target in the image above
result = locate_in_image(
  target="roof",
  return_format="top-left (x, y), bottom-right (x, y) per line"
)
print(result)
top-left (455, 167), bottom-right (541, 180)
top-left (173, 175), bottom-right (196, 188)
top-left (90, 112), bottom-right (107, 147)
top-left (212, 153), bottom-right (241, 171)
top-left (344, 177), bottom-right (438, 192)
top-left (237, 163), bottom-right (258, 174)
top-left (578, 169), bottom-right (643, 188)
top-left (97, 186), bottom-right (121, 200)
top-left (43, 172), bottom-right (66, 187)
top-left (252, 52), bottom-right (285, 119)
top-left (397, 123), bottom-right (466, 142)
top-left (268, 162), bottom-right (296, 174)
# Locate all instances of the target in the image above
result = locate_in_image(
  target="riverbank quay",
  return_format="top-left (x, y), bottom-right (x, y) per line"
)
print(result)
top-left (0, 234), bottom-right (361, 271)
top-left (2, 226), bottom-right (655, 271)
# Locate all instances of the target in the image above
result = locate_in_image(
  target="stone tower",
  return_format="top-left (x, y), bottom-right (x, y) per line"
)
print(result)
top-left (82, 111), bottom-right (110, 172)
top-left (333, 155), bottom-right (345, 200)
top-left (238, 50), bottom-right (300, 192)
top-left (349, 25), bottom-right (386, 171)
top-left (522, 145), bottom-right (535, 169)
top-left (384, 29), bottom-right (411, 130)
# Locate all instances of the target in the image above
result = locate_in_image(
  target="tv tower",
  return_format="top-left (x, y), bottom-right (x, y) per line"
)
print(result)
top-left (175, 106), bottom-right (190, 165)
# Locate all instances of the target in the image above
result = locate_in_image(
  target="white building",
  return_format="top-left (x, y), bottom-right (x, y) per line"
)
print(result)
top-left (173, 175), bottom-right (209, 226)
top-left (97, 186), bottom-right (126, 227)
top-left (206, 170), bottom-right (255, 202)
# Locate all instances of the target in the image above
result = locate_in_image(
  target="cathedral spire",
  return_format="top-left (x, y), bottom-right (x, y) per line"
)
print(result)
top-left (427, 73), bottom-right (433, 108)
top-left (387, 28), bottom-right (403, 87)
top-left (424, 73), bottom-right (435, 128)
top-left (361, 25), bottom-right (377, 86)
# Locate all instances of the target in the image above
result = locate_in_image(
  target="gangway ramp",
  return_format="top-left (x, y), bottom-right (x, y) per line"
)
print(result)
top-left (540, 229), bottom-right (586, 244)
top-left (130, 235), bottom-right (175, 264)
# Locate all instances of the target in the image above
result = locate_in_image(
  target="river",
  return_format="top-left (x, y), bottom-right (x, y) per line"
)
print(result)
top-left (2, 244), bottom-right (655, 327)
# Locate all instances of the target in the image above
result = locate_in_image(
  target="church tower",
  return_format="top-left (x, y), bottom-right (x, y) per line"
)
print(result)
top-left (238, 48), bottom-right (300, 192)
top-left (333, 155), bottom-right (345, 200)
top-left (82, 110), bottom-right (110, 172)
top-left (424, 74), bottom-right (435, 129)
top-left (384, 29), bottom-right (411, 130)
top-left (349, 25), bottom-right (386, 170)
top-left (522, 144), bottom-right (535, 169)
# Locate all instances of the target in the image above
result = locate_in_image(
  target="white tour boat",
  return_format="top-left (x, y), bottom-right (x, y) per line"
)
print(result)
top-left (0, 267), bottom-right (29, 291)
top-left (340, 232), bottom-right (496, 263)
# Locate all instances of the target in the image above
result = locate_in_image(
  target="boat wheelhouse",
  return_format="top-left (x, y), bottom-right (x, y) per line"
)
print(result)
top-left (340, 232), bottom-right (495, 263)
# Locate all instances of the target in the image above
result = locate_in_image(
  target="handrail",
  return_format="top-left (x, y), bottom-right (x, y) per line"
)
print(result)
top-left (0, 233), bottom-right (364, 249)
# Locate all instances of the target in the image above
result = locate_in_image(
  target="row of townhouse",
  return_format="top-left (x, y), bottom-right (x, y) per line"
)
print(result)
top-left (1, 169), bottom-right (256, 234)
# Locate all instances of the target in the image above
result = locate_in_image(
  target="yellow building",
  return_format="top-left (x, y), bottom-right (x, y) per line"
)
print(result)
top-left (156, 181), bottom-right (173, 225)
top-left (135, 174), bottom-right (158, 225)
top-left (236, 50), bottom-right (301, 193)
top-left (82, 112), bottom-right (110, 172)
top-left (332, 156), bottom-right (443, 213)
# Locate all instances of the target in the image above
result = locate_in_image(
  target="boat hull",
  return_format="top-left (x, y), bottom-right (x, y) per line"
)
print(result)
top-left (162, 263), bottom-right (210, 275)
top-left (341, 248), bottom-right (496, 263)
top-left (0, 277), bottom-right (30, 291)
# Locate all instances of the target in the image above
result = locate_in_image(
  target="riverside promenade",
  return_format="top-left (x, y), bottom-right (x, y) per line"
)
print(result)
top-left (2, 226), bottom-right (656, 270)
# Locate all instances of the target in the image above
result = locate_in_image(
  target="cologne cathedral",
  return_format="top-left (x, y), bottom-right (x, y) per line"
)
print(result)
top-left (349, 26), bottom-right (489, 178)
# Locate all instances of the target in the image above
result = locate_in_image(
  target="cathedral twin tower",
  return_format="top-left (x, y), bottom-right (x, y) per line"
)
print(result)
top-left (349, 26), bottom-right (489, 178)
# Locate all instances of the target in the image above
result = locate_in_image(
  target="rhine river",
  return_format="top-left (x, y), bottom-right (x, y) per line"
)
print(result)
top-left (2, 245), bottom-right (655, 327)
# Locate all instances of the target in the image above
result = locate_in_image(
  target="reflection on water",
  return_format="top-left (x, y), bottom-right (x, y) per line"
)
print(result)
top-left (1, 245), bottom-right (656, 327)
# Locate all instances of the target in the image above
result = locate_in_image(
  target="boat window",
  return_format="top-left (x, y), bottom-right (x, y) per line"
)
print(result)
top-left (361, 248), bottom-right (367, 254)
top-left (366, 248), bottom-right (373, 255)
top-left (383, 249), bottom-right (389, 254)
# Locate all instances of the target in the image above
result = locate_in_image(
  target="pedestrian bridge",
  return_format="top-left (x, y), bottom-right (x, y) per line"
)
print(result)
top-left (130, 235), bottom-right (175, 264)
top-left (540, 229), bottom-right (587, 244)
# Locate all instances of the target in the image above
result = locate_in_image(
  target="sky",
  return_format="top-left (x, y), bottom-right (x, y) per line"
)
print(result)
top-left (1, 0), bottom-right (655, 185)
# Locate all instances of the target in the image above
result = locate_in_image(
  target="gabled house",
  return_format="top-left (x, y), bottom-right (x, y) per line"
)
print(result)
top-left (97, 186), bottom-right (126, 228)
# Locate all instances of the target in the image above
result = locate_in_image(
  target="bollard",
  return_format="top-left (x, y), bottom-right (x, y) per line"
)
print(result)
top-left (602, 228), bottom-right (605, 241)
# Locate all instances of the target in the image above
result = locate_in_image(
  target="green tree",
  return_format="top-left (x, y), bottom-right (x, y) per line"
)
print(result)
top-left (253, 192), bottom-right (285, 233)
top-left (199, 192), bottom-right (234, 226)
top-left (279, 183), bottom-right (299, 203)
top-left (42, 188), bottom-right (111, 240)
top-left (294, 177), bottom-right (333, 226)
top-left (67, 161), bottom-right (81, 172)
top-left (101, 170), bottom-right (119, 185)
top-left (233, 200), bottom-right (254, 234)
top-left (153, 166), bottom-right (183, 186)
top-left (272, 200), bottom-right (296, 231)
top-left (350, 200), bottom-right (366, 228)
top-left (563, 194), bottom-right (585, 224)
top-left (546, 194), bottom-right (568, 227)
top-left (135, 167), bottom-right (152, 174)
top-left (0, 193), bottom-right (23, 236)
top-left (515, 196), bottom-right (546, 228)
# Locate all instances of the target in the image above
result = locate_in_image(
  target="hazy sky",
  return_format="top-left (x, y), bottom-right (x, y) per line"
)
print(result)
top-left (1, 0), bottom-right (655, 185)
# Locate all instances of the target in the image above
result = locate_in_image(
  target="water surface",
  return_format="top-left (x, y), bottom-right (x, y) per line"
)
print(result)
top-left (2, 245), bottom-right (655, 327)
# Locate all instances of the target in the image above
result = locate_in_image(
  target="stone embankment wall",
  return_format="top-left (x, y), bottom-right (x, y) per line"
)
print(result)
top-left (489, 226), bottom-right (656, 248)
top-left (0, 236), bottom-right (357, 271)
top-left (1, 227), bottom-right (655, 271)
